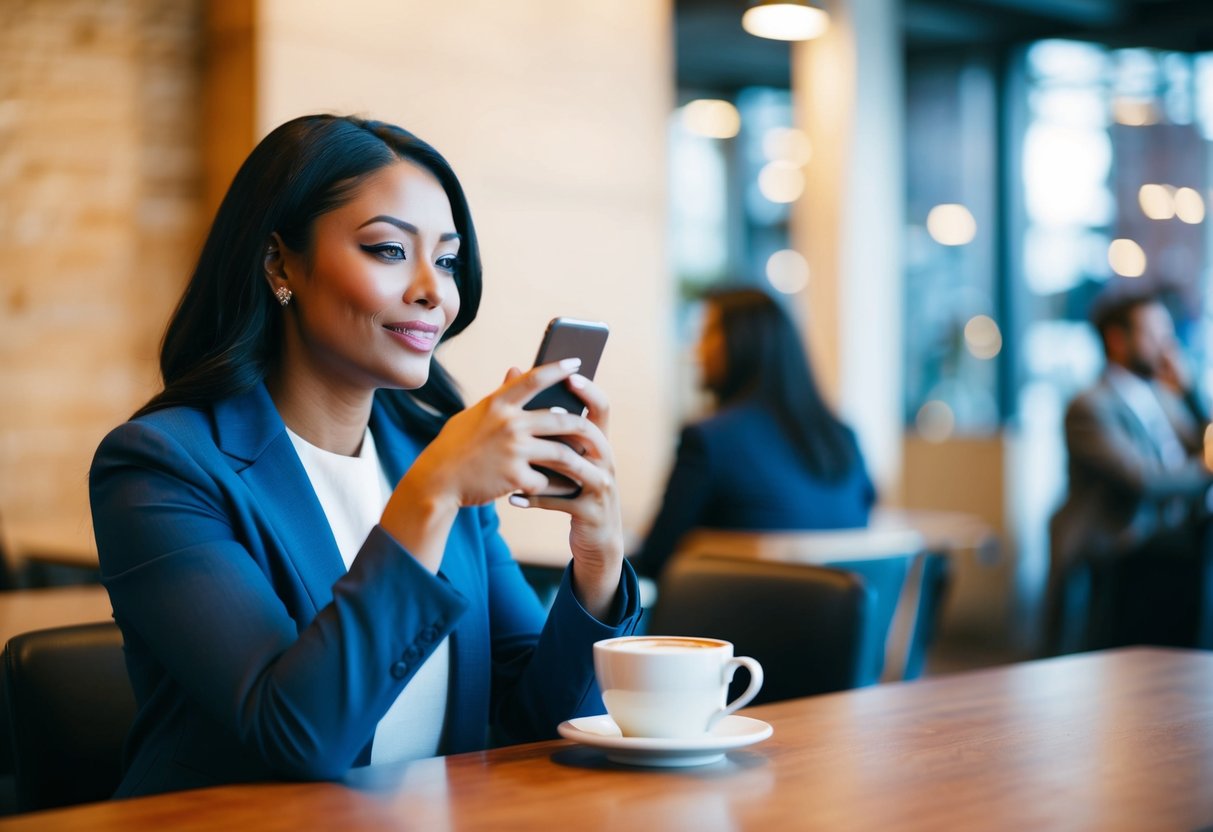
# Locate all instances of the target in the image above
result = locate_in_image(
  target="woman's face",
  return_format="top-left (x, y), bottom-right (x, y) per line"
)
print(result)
top-left (276, 160), bottom-right (461, 395)
top-left (696, 302), bottom-right (726, 391)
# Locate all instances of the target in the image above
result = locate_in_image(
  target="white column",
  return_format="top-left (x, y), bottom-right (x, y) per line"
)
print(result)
top-left (791, 0), bottom-right (904, 499)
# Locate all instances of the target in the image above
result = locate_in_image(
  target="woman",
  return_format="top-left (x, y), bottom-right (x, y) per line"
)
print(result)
top-left (89, 115), bottom-right (640, 798)
top-left (631, 287), bottom-right (875, 579)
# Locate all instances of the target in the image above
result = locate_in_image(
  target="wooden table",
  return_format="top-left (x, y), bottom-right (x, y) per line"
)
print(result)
top-left (1, 648), bottom-right (1209, 831)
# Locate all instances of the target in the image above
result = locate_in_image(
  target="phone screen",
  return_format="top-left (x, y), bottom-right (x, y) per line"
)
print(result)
top-left (523, 318), bottom-right (610, 414)
top-left (522, 318), bottom-right (609, 497)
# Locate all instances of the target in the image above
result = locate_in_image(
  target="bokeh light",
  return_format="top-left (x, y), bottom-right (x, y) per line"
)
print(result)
top-left (1108, 238), bottom-right (1147, 277)
top-left (916, 400), bottom-right (955, 443)
top-left (1174, 187), bottom-right (1205, 224)
top-left (679, 99), bottom-right (741, 139)
top-left (766, 249), bottom-right (810, 295)
top-left (1138, 183), bottom-right (1175, 220)
top-left (926, 204), bottom-right (977, 246)
top-left (757, 161), bottom-right (805, 203)
top-left (964, 315), bottom-right (1003, 360)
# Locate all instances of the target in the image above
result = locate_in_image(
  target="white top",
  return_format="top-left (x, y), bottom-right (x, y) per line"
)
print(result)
top-left (287, 426), bottom-right (450, 765)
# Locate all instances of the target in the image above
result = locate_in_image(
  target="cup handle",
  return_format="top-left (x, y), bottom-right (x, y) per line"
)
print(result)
top-left (708, 656), bottom-right (764, 730)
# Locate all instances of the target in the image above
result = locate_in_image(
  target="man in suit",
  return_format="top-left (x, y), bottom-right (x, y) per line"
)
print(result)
top-left (1048, 292), bottom-right (1213, 652)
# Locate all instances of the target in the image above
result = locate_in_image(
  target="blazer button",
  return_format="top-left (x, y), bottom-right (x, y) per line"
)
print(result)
top-left (419, 627), bottom-right (438, 644)
top-left (403, 646), bottom-right (423, 662)
top-left (390, 661), bottom-right (408, 680)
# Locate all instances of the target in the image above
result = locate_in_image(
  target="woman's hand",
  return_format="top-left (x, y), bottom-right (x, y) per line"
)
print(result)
top-left (504, 369), bottom-right (624, 622)
top-left (382, 358), bottom-right (622, 581)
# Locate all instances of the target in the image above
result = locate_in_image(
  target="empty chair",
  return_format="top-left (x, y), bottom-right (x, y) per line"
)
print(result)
top-left (901, 551), bottom-right (952, 680)
top-left (3, 622), bottom-right (134, 812)
top-left (649, 556), bottom-right (875, 704)
top-left (832, 555), bottom-right (914, 685)
top-left (669, 527), bottom-right (927, 684)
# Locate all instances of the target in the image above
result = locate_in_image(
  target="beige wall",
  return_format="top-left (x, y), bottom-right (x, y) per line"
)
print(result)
top-left (902, 436), bottom-right (1013, 641)
top-left (252, 0), bottom-right (676, 556)
top-left (1, 1), bottom-right (676, 561)
top-left (0, 0), bottom-right (204, 540)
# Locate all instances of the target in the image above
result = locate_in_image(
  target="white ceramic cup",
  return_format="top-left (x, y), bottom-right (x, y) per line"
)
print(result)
top-left (593, 635), bottom-right (764, 739)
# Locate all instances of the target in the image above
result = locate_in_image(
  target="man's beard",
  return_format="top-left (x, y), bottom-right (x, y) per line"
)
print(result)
top-left (1127, 355), bottom-right (1156, 379)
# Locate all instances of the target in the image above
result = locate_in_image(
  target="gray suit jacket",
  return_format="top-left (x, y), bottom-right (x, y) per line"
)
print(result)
top-left (1051, 372), bottom-right (1210, 576)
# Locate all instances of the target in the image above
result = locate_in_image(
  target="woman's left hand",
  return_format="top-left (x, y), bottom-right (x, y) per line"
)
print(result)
top-left (505, 369), bottom-right (623, 621)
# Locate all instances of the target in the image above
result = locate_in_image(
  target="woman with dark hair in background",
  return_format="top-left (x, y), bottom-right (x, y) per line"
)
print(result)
top-left (90, 114), bottom-right (640, 798)
top-left (631, 287), bottom-right (876, 580)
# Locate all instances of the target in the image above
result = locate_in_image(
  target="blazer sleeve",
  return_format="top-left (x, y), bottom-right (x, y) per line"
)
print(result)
top-left (91, 420), bottom-right (469, 781)
top-left (629, 425), bottom-right (713, 579)
top-left (1065, 393), bottom-right (1211, 501)
top-left (477, 504), bottom-right (641, 744)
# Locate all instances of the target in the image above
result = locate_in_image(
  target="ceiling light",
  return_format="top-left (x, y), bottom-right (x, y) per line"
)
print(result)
top-left (742, 0), bottom-right (829, 42)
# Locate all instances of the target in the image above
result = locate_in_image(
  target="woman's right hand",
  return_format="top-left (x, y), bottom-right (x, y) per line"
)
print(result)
top-left (379, 357), bottom-right (592, 570)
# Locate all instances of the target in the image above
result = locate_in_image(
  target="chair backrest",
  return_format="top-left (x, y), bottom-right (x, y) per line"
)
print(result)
top-left (648, 556), bottom-right (876, 704)
top-left (3, 621), bottom-right (134, 812)
top-left (672, 528), bottom-right (926, 684)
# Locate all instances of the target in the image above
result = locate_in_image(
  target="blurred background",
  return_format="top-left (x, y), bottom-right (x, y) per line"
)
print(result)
top-left (2, 0), bottom-right (1212, 671)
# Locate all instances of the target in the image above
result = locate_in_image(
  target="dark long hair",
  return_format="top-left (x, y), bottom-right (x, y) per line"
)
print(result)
top-left (704, 287), bottom-right (856, 480)
top-left (135, 114), bottom-right (482, 438)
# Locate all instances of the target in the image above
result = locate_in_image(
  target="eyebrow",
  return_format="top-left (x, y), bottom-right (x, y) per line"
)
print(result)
top-left (358, 214), bottom-right (460, 242)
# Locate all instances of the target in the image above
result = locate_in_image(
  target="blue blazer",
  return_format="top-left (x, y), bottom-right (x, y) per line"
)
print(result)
top-left (631, 400), bottom-right (876, 579)
top-left (90, 384), bottom-right (640, 798)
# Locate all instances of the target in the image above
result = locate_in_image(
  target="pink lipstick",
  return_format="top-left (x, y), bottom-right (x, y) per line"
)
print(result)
top-left (384, 320), bottom-right (440, 353)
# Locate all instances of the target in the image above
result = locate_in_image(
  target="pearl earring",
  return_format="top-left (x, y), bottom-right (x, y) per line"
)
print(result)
top-left (275, 286), bottom-right (293, 306)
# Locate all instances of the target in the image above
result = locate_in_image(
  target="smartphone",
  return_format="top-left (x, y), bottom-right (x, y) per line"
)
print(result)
top-left (523, 318), bottom-right (610, 498)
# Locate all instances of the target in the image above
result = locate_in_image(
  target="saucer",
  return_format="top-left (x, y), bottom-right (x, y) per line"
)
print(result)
top-left (556, 714), bottom-right (773, 767)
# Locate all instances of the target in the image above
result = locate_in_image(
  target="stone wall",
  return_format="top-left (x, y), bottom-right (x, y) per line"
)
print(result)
top-left (0, 0), bottom-right (204, 538)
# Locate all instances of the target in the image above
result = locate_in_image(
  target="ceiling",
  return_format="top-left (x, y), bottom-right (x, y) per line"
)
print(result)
top-left (677, 0), bottom-right (1213, 92)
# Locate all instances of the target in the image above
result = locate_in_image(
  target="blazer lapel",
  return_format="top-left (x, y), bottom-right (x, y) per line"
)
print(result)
top-left (214, 384), bottom-right (345, 618)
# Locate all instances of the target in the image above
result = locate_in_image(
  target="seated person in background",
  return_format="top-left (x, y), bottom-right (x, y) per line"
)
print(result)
top-left (630, 287), bottom-right (876, 580)
top-left (89, 114), bottom-right (641, 798)
top-left (1048, 291), bottom-right (1212, 652)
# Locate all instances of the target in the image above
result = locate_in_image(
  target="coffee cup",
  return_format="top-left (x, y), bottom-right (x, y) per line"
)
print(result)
top-left (593, 635), bottom-right (764, 739)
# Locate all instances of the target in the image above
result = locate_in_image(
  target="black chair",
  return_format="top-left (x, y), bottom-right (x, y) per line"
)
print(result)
top-left (0, 511), bottom-right (18, 591)
top-left (1043, 521), bottom-right (1213, 656)
top-left (3, 622), bottom-right (135, 812)
top-left (648, 556), bottom-right (875, 704)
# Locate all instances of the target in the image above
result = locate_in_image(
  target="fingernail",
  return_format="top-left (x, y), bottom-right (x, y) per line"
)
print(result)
top-left (567, 374), bottom-right (586, 389)
top-left (508, 495), bottom-right (531, 508)
top-left (559, 357), bottom-right (582, 372)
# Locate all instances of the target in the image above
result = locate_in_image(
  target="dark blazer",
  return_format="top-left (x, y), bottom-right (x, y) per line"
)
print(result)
top-left (631, 400), bottom-right (876, 579)
top-left (90, 384), bottom-right (640, 798)
top-left (1050, 373), bottom-right (1211, 575)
